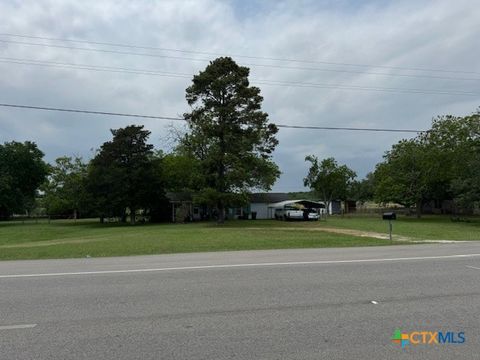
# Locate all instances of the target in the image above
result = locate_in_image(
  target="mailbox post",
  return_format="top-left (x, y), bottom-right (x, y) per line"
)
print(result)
top-left (382, 212), bottom-right (396, 241)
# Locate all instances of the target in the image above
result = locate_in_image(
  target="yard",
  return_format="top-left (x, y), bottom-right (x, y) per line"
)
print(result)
top-left (321, 215), bottom-right (480, 241)
top-left (0, 215), bottom-right (478, 260)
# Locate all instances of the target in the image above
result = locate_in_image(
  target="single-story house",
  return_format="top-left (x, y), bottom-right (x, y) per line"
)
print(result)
top-left (226, 193), bottom-right (289, 219)
top-left (168, 192), bottom-right (343, 221)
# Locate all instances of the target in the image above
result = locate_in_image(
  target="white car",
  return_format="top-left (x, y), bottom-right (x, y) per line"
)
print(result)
top-left (307, 210), bottom-right (320, 221)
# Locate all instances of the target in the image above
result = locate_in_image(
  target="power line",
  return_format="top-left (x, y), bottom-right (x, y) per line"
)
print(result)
top-left (2, 39), bottom-right (480, 83)
top-left (1, 57), bottom-right (477, 97)
top-left (246, 62), bottom-right (480, 82)
top-left (253, 79), bottom-right (477, 96)
top-left (0, 39), bottom-right (207, 63)
top-left (1, 32), bottom-right (479, 76)
top-left (0, 102), bottom-right (424, 133)
top-left (0, 57), bottom-right (193, 78)
top-left (4, 55), bottom-right (478, 84)
top-left (0, 103), bottom-right (184, 121)
top-left (275, 124), bottom-right (421, 133)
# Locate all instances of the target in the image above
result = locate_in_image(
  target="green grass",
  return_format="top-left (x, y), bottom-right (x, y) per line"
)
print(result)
top-left (1, 215), bottom-right (478, 261)
top-left (0, 219), bottom-right (395, 261)
top-left (318, 215), bottom-right (480, 240)
top-left (209, 215), bottom-right (480, 240)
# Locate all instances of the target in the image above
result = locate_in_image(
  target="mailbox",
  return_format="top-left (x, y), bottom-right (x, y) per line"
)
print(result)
top-left (382, 212), bottom-right (396, 221)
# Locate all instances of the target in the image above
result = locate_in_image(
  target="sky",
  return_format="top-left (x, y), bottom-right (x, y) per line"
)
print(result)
top-left (0, 0), bottom-right (479, 192)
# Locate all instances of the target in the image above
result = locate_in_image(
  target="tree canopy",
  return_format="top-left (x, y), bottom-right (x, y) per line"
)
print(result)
top-left (182, 57), bottom-right (280, 223)
top-left (373, 139), bottom-right (429, 214)
top-left (373, 110), bottom-right (480, 215)
top-left (161, 152), bottom-right (203, 193)
top-left (43, 156), bottom-right (93, 218)
top-left (0, 141), bottom-right (48, 219)
top-left (304, 156), bottom-right (356, 216)
top-left (349, 172), bottom-right (375, 204)
top-left (87, 125), bottom-right (167, 223)
top-left (422, 112), bottom-right (480, 210)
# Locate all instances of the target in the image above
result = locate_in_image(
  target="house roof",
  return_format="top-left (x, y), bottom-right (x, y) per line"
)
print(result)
top-left (250, 192), bottom-right (290, 204)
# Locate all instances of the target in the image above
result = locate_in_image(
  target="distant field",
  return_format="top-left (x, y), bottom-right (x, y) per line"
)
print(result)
top-left (0, 215), bottom-right (478, 260)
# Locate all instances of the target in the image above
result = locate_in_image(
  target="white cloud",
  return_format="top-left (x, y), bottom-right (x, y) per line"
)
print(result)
top-left (0, 0), bottom-right (478, 191)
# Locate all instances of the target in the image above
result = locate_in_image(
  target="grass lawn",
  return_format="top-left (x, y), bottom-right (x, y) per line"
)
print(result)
top-left (216, 215), bottom-right (480, 240)
top-left (317, 215), bottom-right (480, 240)
top-left (0, 219), bottom-right (395, 261)
top-left (1, 215), bottom-right (478, 261)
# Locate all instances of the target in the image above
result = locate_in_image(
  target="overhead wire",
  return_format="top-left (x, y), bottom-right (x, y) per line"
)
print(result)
top-left (1, 39), bottom-right (480, 83)
top-left (0, 34), bottom-right (470, 133)
top-left (0, 57), bottom-right (193, 78)
top-left (0, 57), bottom-right (478, 96)
top-left (0, 102), bottom-right (425, 133)
top-left (1, 32), bottom-right (479, 76)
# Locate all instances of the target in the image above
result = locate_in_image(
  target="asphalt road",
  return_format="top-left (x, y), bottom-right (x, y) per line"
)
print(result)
top-left (1, 243), bottom-right (480, 359)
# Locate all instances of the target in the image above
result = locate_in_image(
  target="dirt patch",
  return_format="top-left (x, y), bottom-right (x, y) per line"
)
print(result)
top-left (0, 236), bottom-right (113, 249)
top-left (243, 226), bottom-right (469, 243)
top-left (242, 226), bottom-right (412, 241)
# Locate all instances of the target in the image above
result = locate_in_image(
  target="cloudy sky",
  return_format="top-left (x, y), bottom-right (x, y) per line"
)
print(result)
top-left (0, 0), bottom-right (478, 192)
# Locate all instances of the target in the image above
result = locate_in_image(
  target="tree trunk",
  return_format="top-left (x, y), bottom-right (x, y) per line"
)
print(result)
top-left (321, 191), bottom-right (329, 220)
top-left (217, 202), bottom-right (225, 224)
top-left (130, 207), bottom-right (136, 224)
top-left (325, 191), bottom-right (332, 220)
top-left (416, 199), bottom-right (422, 219)
top-left (216, 105), bottom-right (226, 226)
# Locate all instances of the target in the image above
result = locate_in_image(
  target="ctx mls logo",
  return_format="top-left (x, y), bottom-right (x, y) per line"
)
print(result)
top-left (391, 329), bottom-right (465, 348)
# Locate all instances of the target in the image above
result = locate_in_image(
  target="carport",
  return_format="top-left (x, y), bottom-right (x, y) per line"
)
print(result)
top-left (267, 200), bottom-right (326, 219)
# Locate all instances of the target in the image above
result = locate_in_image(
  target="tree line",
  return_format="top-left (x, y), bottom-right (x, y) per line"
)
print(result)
top-left (0, 57), bottom-right (478, 222)
top-left (1, 57), bottom-right (279, 223)
top-left (372, 111), bottom-right (480, 216)
top-left (303, 111), bottom-right (480, 217)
